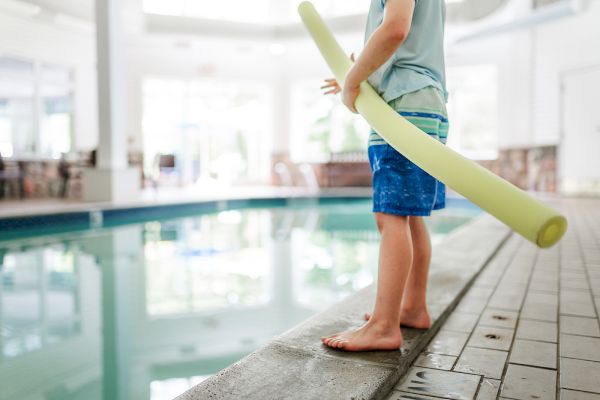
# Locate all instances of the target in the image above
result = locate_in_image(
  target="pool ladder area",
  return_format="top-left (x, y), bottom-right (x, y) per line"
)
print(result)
top-left (274, 162), bottom-right (320, 191)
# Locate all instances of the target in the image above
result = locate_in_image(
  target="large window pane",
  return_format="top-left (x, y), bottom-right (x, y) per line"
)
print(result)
top-left (0, 58), bottom-right (35, 157)
top-left (446, 65), bottom-right (499, 160)
top-left (0, 58), bottom-right (73, 158)
top-left (142, 77), bottom-right (272, 186)
top-left (40, 64), bottom-right (73, 158)
top-left (290, 79), bottom-right (369, 163)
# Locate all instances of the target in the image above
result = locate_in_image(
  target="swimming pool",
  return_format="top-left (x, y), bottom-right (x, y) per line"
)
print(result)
top-left (0, 197), bottom-right (479, 400)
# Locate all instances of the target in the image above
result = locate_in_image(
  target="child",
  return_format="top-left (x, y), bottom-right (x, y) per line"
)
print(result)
top-left (320, 0), bottom-right (448, 351)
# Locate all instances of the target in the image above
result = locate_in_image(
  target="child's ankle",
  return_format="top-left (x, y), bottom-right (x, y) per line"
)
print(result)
top-left (401, 305), bottom-right (428, 314)
top-left (368, 317), bottom-right (400, 333)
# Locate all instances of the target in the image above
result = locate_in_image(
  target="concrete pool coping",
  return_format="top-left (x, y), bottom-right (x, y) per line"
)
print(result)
top-left (175, 213), bottom-right (511, 400)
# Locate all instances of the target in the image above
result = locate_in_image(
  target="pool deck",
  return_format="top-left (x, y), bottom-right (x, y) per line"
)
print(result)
top-left (176, 212), bottom-right (511, 400)
top-left (387, 197), bottom-right (600, 400)
top-left (176, 197), bottom-right (600, 400)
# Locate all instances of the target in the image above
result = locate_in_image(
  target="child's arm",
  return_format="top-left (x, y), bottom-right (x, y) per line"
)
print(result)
top-left (342, 0), bottom-right (415, 113)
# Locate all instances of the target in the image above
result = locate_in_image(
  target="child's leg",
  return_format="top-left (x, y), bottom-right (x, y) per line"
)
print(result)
top-left (321, 213), bottom-right (412, 351)
top-left (364, 216), bottom-right (431, 328)
top-left (400, 216), bottom-right (431, 328)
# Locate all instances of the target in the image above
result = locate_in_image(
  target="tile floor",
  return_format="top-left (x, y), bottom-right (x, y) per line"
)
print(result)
top-left (388, 198), bottom-right (600, 400)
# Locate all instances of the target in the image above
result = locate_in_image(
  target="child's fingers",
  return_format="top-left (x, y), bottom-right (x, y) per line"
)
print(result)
top-left (321, 78), bottom-right (341, 95)
top-left (323, 87), bottom-right (341, 95)
top-left (321, 82), bottom-right (340, 90)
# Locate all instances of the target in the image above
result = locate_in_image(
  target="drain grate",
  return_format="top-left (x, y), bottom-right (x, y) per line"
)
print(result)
top-left (485, 333), bottom-right (501, 340)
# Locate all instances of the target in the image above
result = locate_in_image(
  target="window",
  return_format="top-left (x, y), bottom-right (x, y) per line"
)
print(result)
top-left (143, 0), bottom-right (269, 23)
top-left (290, 79), bottom-right (370, 162)
top-left (446, 65), bottom-right (499, 160)
top-left (39, 64), bottom-right (74, 158)
top-left (0, 58), bottom-right (35, 157)
top-left (142, 77), bottom-right (272, 186)
top-left (0, 57), bottom-right (73, 159)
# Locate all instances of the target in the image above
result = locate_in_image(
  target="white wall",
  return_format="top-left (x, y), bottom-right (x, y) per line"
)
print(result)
top-left (456, 0), bottom-right (600, 152)
top-left (445, 0), bottom-right (600, 193)
top-left (447, 32), bottom-right (534, 150)
top-left (532, 0), bottom-right (600, 146)
top-left (0, 12), bottom-right (98, 152)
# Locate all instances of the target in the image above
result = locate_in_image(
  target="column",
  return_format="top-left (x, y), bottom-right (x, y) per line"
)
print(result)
top-left (81, 225), bottom-right (143, 400)
top-left (84, 0), bottom-right (140, 203)
top-left (271, 77), bottom-right (292, 185)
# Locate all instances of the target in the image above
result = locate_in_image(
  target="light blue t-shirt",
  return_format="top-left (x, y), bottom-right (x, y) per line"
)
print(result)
top-left (365, 0), bottom-right (447, 102)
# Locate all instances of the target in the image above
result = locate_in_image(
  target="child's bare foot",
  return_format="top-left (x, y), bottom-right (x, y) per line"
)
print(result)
top-left (321, 321), bottom-right (402, 351)
top-left (364, 308), bottom-right (431, 329)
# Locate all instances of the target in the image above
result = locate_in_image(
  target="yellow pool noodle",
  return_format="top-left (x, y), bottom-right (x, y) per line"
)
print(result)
top-left (298, 1), bottom-right (567, 248)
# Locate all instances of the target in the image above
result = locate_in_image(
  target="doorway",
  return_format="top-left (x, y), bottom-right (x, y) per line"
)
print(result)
top-left (560, 66), bottom-right (600, 194)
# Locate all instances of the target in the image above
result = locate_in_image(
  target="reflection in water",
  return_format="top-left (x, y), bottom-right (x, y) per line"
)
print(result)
top-left (0, 199), bottom-right (477, 400)
top-left (144, 211), bottom-right (272, 316)
top-left (2, 245), bottom-right (80, 359)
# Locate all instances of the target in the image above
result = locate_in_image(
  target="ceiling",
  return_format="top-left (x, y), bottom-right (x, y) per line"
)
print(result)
top-left (446, 0), bottom-right (509, 24)
top-left (17, 0), bottom-right (512, 25)
top-left (26, 0), bottom-right (94, 20)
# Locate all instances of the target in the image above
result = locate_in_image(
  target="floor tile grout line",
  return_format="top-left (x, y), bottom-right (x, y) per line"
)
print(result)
top-left (578, 207), bottom-right (600, 330)
top-left (397, 366), bottom-right (485, 400)
top-left (394, 390), bottom-right (449, 400)
top-left (560, 355), bottom-right (600, 363)
top-left (559, 331), bottom-right (600, 339)
top-left (395, 233), bottom-right (517, 400)
top-left (386, 228), bottom-right (514, 400)
top-left (561, 388), bottom-right (600, 396)
top-left (447, 236), bottom-right (524, 399)
top-left (556, 228), bottom-right (564, 400)
top-left (496, 239), bottom-right (542, 399)
top-left (507, 361), bottom-right (557, 372)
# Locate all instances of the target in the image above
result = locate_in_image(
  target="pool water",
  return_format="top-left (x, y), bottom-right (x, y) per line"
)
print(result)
top-left (0, 198), bottom-right (479, 400)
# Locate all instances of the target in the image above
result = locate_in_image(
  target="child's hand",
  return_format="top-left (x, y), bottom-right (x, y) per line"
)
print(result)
top-left (321, 78), bottom-right (341, 95)
top-left (320, 53), bottom-right (356, 96)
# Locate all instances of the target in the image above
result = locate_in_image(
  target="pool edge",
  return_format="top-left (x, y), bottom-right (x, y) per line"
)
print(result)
top-left (174, 213), bottom-right (511, 400)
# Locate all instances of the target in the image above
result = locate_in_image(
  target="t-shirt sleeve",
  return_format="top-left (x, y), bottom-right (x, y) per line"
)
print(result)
top-left (381, 0), bottom-right (418, 7)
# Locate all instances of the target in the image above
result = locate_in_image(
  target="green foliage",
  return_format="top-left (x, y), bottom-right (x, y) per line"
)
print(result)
top-left (308, 107), bottom-right (333, 156)
top-left (341, 119), bottom-right (363, 152)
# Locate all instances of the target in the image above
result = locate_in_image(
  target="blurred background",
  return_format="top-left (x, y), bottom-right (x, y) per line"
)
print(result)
top-left (0, 0), bottom-right (598, 204)
top-left (1, 1), bottom-right (599, 399)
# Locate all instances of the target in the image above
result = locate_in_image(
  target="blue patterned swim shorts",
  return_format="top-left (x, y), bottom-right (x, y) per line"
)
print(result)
top-left (368, 86), bottom-right (449, 216)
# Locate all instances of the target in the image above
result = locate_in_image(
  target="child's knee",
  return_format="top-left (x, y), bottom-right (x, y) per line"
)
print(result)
top-left (374, 212), bottom-right (409, 232)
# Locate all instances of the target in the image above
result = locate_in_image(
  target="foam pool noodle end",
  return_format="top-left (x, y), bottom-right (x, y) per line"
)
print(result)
top-left (298, 1), bottom-right (567, 248)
